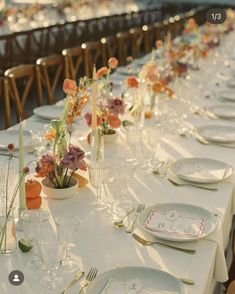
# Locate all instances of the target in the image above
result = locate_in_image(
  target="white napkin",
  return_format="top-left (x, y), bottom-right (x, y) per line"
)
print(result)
top-left (101, 279), bottom-right (178, 294)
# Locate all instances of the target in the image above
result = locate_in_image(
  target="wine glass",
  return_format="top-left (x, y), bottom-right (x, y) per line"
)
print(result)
top-left (126, 125), bottom-right (143, 165)
top-left (38, 230), bottom-right (65, 289)
top-left (88, 161), bottom-right (110, 210)
top-left (146, 127), bottom-right (162, 170)
top-left (55, 216), bottom-right (81, 272)
top-left (21, 209), bottom-right (50, 271)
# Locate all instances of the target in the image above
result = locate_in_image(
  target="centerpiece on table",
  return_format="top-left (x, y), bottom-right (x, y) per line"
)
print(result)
top-left (36, 78), bottom-right (88, 199)
top-left (85, 57), bottom-right (126, 143)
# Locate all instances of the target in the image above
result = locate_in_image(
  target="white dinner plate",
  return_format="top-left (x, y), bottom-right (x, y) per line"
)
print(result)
top-left (33, 105), bottom-right (64, 120)
top-left (197, 125), bottom-right (235, 143)
top-left (170, 157), bottom-right (232, 184)
top-left (137, 203), bottom-right (217, 242)
top-left (227, 79), bottom-right (235, 88)
top-left (0, 130), bottom-right (33, 150)
top-left (86, 266), bottom-right (186, 294)
top-left (207, 104), bottom-right (235, 119)
top-left (219, 90), bottom-right (235, 102)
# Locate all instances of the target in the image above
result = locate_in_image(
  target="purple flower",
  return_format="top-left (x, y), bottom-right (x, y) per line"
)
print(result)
top-left (60, 144), bottom-right (87, 171)
top-left (108, 97), bottom-right (125, 116)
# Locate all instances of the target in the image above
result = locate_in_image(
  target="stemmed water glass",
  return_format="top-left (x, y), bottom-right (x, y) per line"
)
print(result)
top-left (21, 209), bottom-right (50, 271)
top-left (38, 229), bottom-right (65, 290)
top-left (126, 125), bottom-right (143, 165)
top-left (146, 127), bottom-right (162, 170)
top-left (88, 161), bottom-right (110, 210)
top-left (55, 216), bottom-right (81, 272)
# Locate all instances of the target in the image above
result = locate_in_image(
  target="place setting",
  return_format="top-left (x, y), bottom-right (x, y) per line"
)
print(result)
top-left (165, 157), bottom-right (232, 191)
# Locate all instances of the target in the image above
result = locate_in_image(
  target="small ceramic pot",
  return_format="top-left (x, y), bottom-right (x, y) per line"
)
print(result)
top-left (41, 177), bottom-right (78, 200)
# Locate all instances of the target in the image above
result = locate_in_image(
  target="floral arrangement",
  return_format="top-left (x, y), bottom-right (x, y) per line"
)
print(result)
top-left (84, 57), bottom-right (126, 136)
top-left (36, 79), bottom-right (88, 189)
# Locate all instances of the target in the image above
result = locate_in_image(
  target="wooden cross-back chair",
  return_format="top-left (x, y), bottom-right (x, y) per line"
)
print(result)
top-left (83, 41), bottom-right (106, 78)
top-left (62, 46), bottom-right (85, 81)
top-left (116, 31), bottom-right (132, 66)
top-left (142, 25), bottom-right (156, 53)
top-left (101, 36), bottom-right (118, 64)
top-left (4, 64), bottom-right (42, 122)
top-left (36, 54), bottom-right (65, 105)
top-left (0, 77), bottom-right (11, 129)
top-left (129, 27), bottom-right (145, 59)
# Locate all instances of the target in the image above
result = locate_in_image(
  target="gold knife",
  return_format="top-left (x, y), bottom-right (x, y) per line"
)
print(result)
top-left (61, 271), bottom-right (85, 294)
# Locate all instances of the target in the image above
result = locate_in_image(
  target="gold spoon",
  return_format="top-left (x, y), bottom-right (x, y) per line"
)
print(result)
top-left (114, 208), bottom-right (135, 228)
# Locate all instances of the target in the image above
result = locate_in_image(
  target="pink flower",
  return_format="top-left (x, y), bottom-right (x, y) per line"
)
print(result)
top-left (60, 144), bottom-right (86, 171)
top-left (85, 112), bottom-right (101, 127)
top-left (108, 57), bottom-right (118, 69)
top-left (7, 144), bottom-right (14, 152)
top-left (108, 97), bottom-right (125, 116)
top-left (96, 67), bottom-right (109, 79)
top-left (23, 166), bottom-right (30, 174)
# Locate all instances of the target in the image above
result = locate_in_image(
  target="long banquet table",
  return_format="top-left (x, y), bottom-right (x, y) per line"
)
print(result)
top-left (1, 29), bottom-right (235, 294)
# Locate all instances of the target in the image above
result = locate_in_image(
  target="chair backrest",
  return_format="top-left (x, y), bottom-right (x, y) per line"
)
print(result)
top-left (129, 28), bottom-right (145, 59)
top-left (62, 46), bottom-right (85, 81)
top-left (101, 36), bottom-right (118, 64)
top-left (83, 41), bottom-right (106, 77)
top-left (142, 25), bottom-right (156, 53)
top-left (4, 64), bottom-right (42, 121)
top-left (36, 54), bottom-right (65, 105)
top-left (116, 31), bottom-right (131, 66)
top-left (0, 77), bottom-right (11, 129)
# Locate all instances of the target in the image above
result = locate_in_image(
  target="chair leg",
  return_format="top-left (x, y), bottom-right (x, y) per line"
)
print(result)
top-left (3, 79), bottom-right (11, 129)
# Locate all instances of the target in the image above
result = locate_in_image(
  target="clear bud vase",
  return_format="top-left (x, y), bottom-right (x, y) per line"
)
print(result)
top-left (0, 208), bottom-right (17, 255)
top-left (130, 88), bottom-right (145, 128)
top-left (90, 130), bottom-right (104, 162)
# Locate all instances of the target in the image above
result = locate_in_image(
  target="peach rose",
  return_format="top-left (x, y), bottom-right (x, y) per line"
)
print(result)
top-left (63, 79), bottom-right (76, 94)
top-left (126, 76), bottom-right (139, 88)
top-left (96, 67), bottom-right (109, 79)
top-left (152, 81), bottom-right (164, 93)
top-left (108, 57), bottom-right (118, 69)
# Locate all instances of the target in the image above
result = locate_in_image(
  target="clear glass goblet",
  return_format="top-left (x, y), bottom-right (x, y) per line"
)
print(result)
top-left (21, 209), bottom-right (50, 271)
top-left (88, 161), bottom-right (110, 210)
top-left (126, 125), bottom-right (143, 165)
top-left (146, 127), bottom-right (162, 170)
top-left (38, 230), bottom-right (65, 290)
top-left (55, 216), bottom-right (81, 272)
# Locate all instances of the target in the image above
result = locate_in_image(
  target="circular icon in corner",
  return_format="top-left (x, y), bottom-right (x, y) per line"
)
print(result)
top-left (8, 270), bottom-right (24, 286)
top-left (206, 8), bottom-right (226, 24)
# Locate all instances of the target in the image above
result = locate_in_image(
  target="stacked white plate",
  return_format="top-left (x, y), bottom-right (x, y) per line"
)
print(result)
top-left (207, 105), bottom-right (235, 119)
top-left (219, 90), bottom-right (235, 102)
top-left (137, 203), bottom-right (217, 242)
top-left (170, 157), bottom-right (232, 184)
top-left (0, 130), bottom-right (33, 150)
top-left (33, 105), bottom-right (65, 120)
top-left (197, 125), bottom-right (235, 143)
top-left (86, 266), bottom-right (186, 294)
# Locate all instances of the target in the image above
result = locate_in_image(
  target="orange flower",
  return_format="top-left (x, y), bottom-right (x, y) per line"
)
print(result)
top-left (96, 67), bottom-right (109, 79)
top-left (188, 18), bottom-right (196, 26)
top-left (44, 128), bottom-right (56, 142)
top-left (152, 81), bottom-right (164, 93)
top-left (108, 57), bottom-right (118, 69)
top-left (108, 115), bottom-right (121, 129)
top-left (63, 79), bottom-right (77, 94)
top-left (126, 76), bottom-right (139, 88)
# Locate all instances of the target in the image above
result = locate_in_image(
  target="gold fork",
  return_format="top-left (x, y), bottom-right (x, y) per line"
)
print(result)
top-left (132, 233), bottom-right (196, 255)
top-left (126, 204), bottom-right (145, 233)
top-left (77, 267), bottom-right (98, 294)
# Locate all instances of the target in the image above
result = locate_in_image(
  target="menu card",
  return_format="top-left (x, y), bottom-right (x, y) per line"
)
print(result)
top-left (101, 279), bottom-right (179, 294)
top-left (144, 209), bottom-right (205, 238)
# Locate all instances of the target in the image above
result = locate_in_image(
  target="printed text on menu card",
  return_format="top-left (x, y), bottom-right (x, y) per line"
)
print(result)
top-left (144, 209), bottom-right (205, 237)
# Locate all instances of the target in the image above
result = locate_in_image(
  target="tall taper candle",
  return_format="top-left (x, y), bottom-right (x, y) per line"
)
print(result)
top-left (166, 31), bottom-right (172, 51)
top-left (91, 65), bottom-right (97, 132)
top-left (19, 120), bottom-right (26, 209)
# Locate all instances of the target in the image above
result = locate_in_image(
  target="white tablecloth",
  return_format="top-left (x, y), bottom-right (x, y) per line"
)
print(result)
top-left (1, 30), bottom-right (235, 294)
